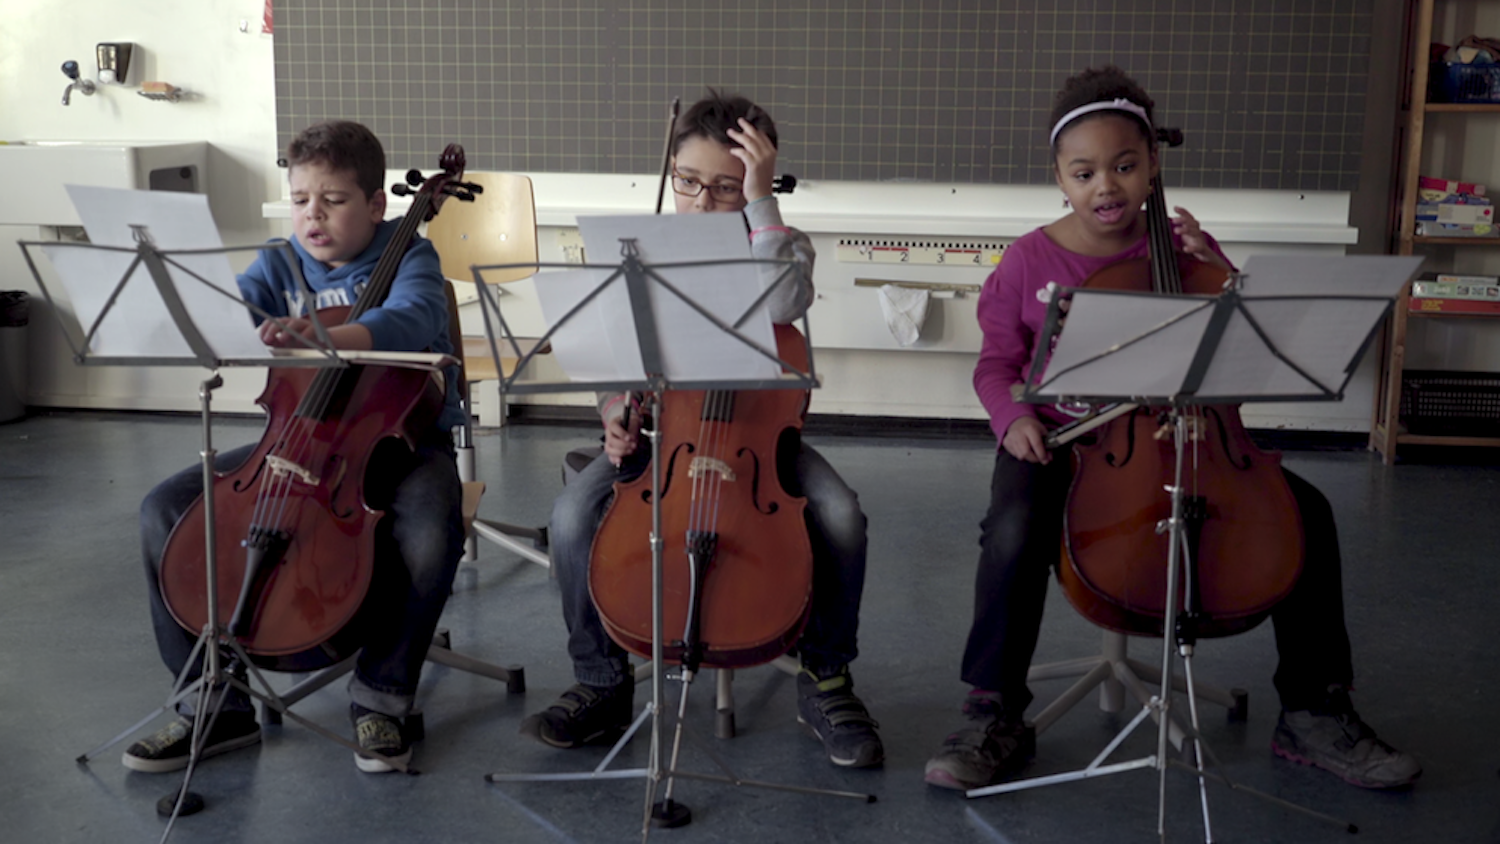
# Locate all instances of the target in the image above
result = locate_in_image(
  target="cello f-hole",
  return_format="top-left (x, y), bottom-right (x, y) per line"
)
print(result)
top-left (639, 441), bottom-right (694, 504)
top-left (738, 447), bottom-right (778, 516)
top-left (233, 457), bottom-right (269, 492)
top-left (1205, 407), bottom-right (1253, 470)
top-left (1103, 409), bottom-right (1142, 469)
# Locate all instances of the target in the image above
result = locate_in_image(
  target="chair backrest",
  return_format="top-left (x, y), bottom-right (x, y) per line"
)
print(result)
top-left (426, 172), bottom-right (539, 286)
top-left (442, 279), bottom-right (469, 392)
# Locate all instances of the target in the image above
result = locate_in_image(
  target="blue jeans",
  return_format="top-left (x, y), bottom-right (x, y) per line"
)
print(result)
top-left (960, 451), bottom-right (1354, 714)
top-left (140, 437), bottom-right (464, 719)
top-left (550, 441), bottom-right (868, 688)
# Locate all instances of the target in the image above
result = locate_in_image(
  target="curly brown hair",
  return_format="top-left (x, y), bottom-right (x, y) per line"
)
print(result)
top-left (672, 89), bottom-right (778, 155)
top-left (1048, 66), bottom-right (1155, 151)
top-left (285, 121), bottom-right (386, 199)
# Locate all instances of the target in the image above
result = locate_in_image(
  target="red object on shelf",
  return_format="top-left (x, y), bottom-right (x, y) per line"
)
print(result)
top-left (1419, 175), bottom-right (1487, 196)
top-left (1409, 296), bottom-right (1500, 314)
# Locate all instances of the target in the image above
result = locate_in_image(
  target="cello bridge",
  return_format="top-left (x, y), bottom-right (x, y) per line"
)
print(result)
top-left (265, 455), bottom-right (320, 486)
top-left (687, 457), bottom-right (736, 482)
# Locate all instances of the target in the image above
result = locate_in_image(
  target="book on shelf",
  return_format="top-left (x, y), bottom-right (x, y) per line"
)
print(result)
top-left (1419, 175), bottom-right (1487, 197)
top-left (1413, 276), bottom-right (1500, 300)
top-left (1408, 296), bottom-right (1500, 314)
top-left (1416, 201), bottom-right (1496, 226)
top-left (1415, 221), bottom-right (1499, 237)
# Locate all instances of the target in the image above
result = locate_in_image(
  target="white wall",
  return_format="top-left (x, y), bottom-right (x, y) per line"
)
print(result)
top-left (3, 0), bottom-right (1381, 432)
top-left (0, 0), bottom-right (282, 411)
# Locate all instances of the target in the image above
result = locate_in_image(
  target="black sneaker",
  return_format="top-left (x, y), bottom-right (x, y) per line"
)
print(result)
top-left (796, 665), bottom-right (884, 768)
top-left (351, 705), bottom-right (412, 774)
top-left (1272, 688), bottom-right (1420, 789)
top-left (924, 691), bottom-right (1035, 790)
top-left (121, 711), bottom-right (261, 774)
top-left (519, 682), bottom-right (634, 748)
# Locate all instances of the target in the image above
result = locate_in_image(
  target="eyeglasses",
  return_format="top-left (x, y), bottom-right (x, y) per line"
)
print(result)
top-left (671, 171), bottom-right (743, 201)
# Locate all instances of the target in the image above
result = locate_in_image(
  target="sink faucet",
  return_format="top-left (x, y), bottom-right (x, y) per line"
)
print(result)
top-left (61, 60), bottom-right (96, 106)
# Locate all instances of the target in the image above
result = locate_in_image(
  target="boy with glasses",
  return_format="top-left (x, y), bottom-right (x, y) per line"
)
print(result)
top-left (519, 91), bottom-right (884, 770)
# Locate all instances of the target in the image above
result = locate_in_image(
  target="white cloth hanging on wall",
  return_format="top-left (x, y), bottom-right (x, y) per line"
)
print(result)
top-left (878, 284), bottom-right (930, 346)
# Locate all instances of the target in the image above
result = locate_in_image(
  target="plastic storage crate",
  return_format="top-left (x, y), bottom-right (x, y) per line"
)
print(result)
top-left (1436, 62), bottom-right (1500, 104)
top-left (1398, 370), bottom-right (1500, 436)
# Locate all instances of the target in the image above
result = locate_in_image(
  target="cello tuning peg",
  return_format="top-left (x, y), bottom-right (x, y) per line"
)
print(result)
top-left (390, 183), bottom-right (413, 197)
top-left (405, 169), bottom-right (424, 186)
top-left (466, 182), bottom-right (484, 195)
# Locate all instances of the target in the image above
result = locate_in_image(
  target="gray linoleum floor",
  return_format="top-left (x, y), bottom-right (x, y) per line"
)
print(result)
top-left (1, 410), bottom-right (1496, 844)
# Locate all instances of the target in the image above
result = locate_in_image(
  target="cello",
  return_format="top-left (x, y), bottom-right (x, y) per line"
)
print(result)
top-left (1055, 129), bottom-right (1305, 640)
top-left (587, 323), bottom-right (815, 669)
top-left (158, 146), bottom-right (472, 671)
top-left (585, 100), bottom-right (815, 673)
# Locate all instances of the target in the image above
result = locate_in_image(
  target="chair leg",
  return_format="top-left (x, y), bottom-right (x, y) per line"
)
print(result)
top-left (716, 669), bottom-right (736, 739)
top-left (1026, 630), bottom-right (1248, 750)
top-left (630, 654), bottom-right (801, 740)
top-left (456, 444), bottom-right (480, 564)
top-left (427, 627), bottom-right (526, 694)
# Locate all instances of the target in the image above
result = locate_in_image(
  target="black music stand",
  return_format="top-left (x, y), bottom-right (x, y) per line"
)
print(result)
top-left (20, 186), bottom-right (451, 842)
top-left (977, 254), bottom-right (1423, 841)
top-left (469, 213), bottom-right (875, 840)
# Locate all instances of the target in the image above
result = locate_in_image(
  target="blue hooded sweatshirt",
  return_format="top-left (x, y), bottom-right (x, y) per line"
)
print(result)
top-left (237, 217), bottom-right (464, 434)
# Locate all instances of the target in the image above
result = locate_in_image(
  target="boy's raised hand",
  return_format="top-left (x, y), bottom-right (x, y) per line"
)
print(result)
top-left (726, 118), bottom-right (777, 202)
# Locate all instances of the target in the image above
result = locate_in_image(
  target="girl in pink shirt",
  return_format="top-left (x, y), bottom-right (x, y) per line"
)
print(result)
top-left (924, 65), bottom-right (1419, 794)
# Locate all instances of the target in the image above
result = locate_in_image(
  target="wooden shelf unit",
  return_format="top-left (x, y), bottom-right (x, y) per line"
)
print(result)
top-left (1372, 0), bottom-right (1500, 462)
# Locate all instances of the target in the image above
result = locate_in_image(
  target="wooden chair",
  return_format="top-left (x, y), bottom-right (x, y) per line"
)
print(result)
top-left (427, 173), bottom-right (550, 570)
top-left (428, 172), bottom-right (540, 429)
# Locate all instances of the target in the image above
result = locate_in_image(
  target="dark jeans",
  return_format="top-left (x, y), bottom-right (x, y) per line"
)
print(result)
top-left (140, 437), bottom-right (464, 719)
top-left (960, 451), bottom-right (1354, 714)
top-left (550, 442), bottom-right (868, 688)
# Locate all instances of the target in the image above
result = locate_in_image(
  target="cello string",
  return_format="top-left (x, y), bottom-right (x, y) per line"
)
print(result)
top-left (702, 390), bottom-right (730, 534)
top-left (690, 390), bottom-right (727, 538)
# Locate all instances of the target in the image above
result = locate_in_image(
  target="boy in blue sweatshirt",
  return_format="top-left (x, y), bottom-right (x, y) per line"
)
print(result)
top-left (125, 121), bottom-right (464, 775)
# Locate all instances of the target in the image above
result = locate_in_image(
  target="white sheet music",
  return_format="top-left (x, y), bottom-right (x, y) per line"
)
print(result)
top-left (531, 266), bottom-right (647, 382)
top-left (532, 214), bottom-right (780, 385)
top-left (42, 186), bottom-right (270, 360)
top-left (1036, 254), bottom-right (1425, 402)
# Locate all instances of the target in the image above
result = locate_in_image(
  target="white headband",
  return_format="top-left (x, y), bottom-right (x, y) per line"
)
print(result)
top-left (1049, 98), bottom-right (1153, 147)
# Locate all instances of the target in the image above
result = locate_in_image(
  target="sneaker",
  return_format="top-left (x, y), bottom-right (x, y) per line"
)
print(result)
top-left (352, 706), bottom-right (412, 774)
top-left (1272, 689), bottom-right (1421, 789)
top-left (924, 691), bottom-right (1035, 790)
top-left (121, 711), bottom-right (261, 774)
top-left (796, 665), bottom-right (884, 768)
top-left (519, 682), bottom-right (634, 749)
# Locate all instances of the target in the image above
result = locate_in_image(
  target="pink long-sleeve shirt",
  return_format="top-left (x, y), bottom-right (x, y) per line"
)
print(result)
top-left (973, 226), bottom-right (1230, 447)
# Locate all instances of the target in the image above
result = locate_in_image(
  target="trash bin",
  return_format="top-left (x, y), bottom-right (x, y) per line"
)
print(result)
top-left (0, 291), bottom-right (29, 423)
